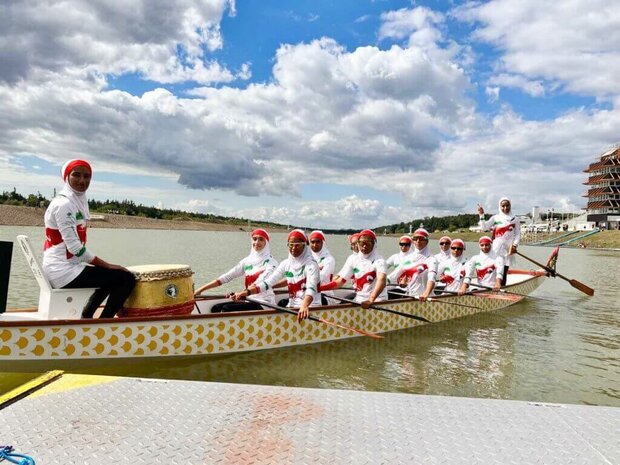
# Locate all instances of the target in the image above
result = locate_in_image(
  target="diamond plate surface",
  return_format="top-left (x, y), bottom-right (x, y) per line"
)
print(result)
top-left (1, 375), bottom-right (618, 464)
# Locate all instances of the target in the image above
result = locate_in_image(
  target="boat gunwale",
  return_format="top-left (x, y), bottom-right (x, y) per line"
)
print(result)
top-left (0, 269), bottom-right (546, 328)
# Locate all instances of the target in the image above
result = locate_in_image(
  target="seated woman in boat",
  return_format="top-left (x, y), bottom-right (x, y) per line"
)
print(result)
top-left (435, 239), bottom-right (467, 294)
top-left (458, 236), bottom-right (504, 295)
top-left (319, 229), bottom-right (388, 307)
top-left (193, 228), bottom-right (278, 313)
top-left (434, 236), bottom-right (452, 269)
top-left (232, 229), bottom-right (320, 320)
top-left (387, 228), bottom-right (437, 301)
top-left (309, 230), bottom-right (336, 305)
top-left (477, 197), bottom-right (520, 285)
top-left (42, 159), bottom-right (136, 319)
top-left (385, 235), bottom-right (413, 285)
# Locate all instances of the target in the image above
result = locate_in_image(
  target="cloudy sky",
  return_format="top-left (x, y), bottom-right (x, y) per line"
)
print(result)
top-left (1, 0), bottom-right (618, 229)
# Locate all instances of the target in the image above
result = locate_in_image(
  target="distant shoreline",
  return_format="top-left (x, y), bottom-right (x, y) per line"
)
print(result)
top-left (0, 204), bottom-right (257, 232)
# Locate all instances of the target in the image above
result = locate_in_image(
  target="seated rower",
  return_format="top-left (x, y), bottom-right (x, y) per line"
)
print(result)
top-left (434, 236), bottom-right (452, 270)
top-left (193, 229), bottom-right (278, 312)
top-left (389, 228), bottom-right (437, 301)
top-left (320, 229), bottom-right (387, 308)
top-left (309, 230), bottom-right (336, 305)
top-left (232, 229), bottom-right (320, 321)
top-left (385, 235), bottom-right (413, 285)
top-left (435, 239), bottom-right (467, 294)
top-left (458, 236), bottom-right (505, 295)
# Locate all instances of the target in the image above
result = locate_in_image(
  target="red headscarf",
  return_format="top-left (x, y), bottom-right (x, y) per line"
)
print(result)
top-left (62, 159), bottom-right (92, 181)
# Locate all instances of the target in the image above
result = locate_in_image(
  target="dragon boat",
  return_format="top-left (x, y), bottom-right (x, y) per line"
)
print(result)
top-left (0, 234), bottom-right (552, 364)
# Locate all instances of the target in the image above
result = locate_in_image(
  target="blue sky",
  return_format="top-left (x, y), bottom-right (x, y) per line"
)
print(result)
top-left (1, 0), bottom-right (619, 228)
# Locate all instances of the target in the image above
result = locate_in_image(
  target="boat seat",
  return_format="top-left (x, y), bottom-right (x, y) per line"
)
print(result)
top-left (16, 235), bottom-right (98, 320)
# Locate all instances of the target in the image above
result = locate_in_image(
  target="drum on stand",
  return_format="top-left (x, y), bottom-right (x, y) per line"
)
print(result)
top-left (120, 264), bottom-right (195, 317)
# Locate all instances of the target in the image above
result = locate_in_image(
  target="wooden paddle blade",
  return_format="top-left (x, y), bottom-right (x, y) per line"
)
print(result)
top-left (569, 279), bottom-right (594, 296)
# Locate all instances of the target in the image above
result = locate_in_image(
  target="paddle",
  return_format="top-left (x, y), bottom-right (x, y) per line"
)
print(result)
top-left (515, 251), bottom-right (594, 296)
top-left (470, 283), bottom-right (553, 303)
top-left (385, 290), bottom-right (482, 310)
top-left (439, 289), bottom-right (520, 302)
top-left (328, 294), bottom-right (431, 323)
top-left (244, 296), bottom-right (384, 339)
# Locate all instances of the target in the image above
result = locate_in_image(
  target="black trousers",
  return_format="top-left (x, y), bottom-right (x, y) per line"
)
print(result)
top-left (211, 301), bottom-right (264, 313)
top-left (65, 266), bottom-right (136, 319)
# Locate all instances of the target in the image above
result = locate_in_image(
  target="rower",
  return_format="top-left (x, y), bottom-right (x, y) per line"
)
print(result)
top-left (435, 239), bottom-right (467, 294)
top-left (309, 230), bottom-right (336, 305)
top-left (388, 228), bottom-right (437, 301)
top-left (319, 229), bottom-right (387, 308)
top-left (193, 228), bottom-right (278, 312)
top-left (458, 236), bottom-right (504, 295)
top-left (385, 235), bottom-right (413, 286)
top-left (233, 229), bottom-right (320, 321)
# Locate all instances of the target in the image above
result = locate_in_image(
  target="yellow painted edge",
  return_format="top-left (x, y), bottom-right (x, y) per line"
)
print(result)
top-left (0, 370), bottom-right (64, 408)
top-left (29, 373), bottom-right (120, 399)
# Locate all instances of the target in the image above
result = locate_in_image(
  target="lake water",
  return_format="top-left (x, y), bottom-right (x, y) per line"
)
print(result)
top-left (1, 226), bottom-right (618, 407)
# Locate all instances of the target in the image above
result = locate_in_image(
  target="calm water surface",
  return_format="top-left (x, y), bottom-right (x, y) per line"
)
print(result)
top-left (1, 226), bottom-right (618, 407)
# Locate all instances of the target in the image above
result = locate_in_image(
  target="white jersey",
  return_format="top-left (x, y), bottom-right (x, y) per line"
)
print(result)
top-left (218, 255), bottom-right (278, 305)
top-left (480, 213), bottom-right (520, 266)
top-left (43, 194), bottom-right (95, 288)
top-left (257, 258), bottom-right (321, 308)
top-left (436, 255), bottom-right (467, 293)
top-left (463, 251), bottom-right (505, 288)
top-left (337, 253), bottom-right (388, 303)
top-left (386, 251), bottom-right (413, 284)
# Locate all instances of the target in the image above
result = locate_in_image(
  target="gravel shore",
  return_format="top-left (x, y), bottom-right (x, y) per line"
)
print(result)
top-left (0, 205), bottom-right (249, 232)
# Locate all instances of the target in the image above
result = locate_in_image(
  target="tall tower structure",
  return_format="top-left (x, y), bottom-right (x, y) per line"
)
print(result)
top-left (583, 146), bottom-right (620, 229)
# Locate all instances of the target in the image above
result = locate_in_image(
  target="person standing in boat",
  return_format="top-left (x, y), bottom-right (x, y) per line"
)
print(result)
top-left (458, 236), bottom-right (504, 295)
top-left (477, 197), bottom-right (520, 285)
top-left (309, 230), bottom-right (336, 305)
top-left (435, 239), bottom-right (467, 294)
top-left (232, 229), bottom-right (320, 321)
top-left (193, 228), bottom-right (278, 312)
top-left (42, 159), bottom-right (136, 319)
top-left (385, 235), bottom-right (413, 285)
top-left (320, 229), bottom-right (388, 306)
top-left (388, 228), bottom-right (437, 301)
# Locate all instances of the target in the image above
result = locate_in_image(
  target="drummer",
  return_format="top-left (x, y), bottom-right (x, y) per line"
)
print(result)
top-left (193, 228), bottom-right (278, 312)
top-left (42, 159), bottom-right (136, 319)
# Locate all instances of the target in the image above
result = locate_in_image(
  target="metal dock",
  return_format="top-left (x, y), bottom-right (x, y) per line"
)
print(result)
top-left (1, 372), bottom-right (618, 464)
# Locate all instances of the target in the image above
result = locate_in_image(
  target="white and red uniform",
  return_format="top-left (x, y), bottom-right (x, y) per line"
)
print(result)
top-left (310, 239), bottom-right (336, 302)
top-left (463, 250), bottom-right (505, 288)
top-left (436, 255), bottom-right (467, 293)
top-left (43, 185), bottom-right (96, 288)
top-left (479, 197), bottom-right (521, 266)
top-left (218, 246), bottom-right (278, 305)
top-left (391, 245), bottom-right (438, 297)
top-left (256, 244), bottom-right (320, 308)
top-left (386, 236), bottom-right (413, 284)
top-left (337, 249), bottom-right (388, 303)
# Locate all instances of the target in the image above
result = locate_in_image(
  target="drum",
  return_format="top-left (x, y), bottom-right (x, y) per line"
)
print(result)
top-left (120, 264), bottom-right (195, 317)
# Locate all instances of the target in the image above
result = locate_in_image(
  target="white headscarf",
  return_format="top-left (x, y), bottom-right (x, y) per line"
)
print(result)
top-left (497, 196), bottom-right (515, 221)
top-left (59, 159), bottom-right (90, 220)
top-left (247, 229), bottom-right (272, 264)
top-left (287, 229), bottom-right (315, 268)
top-left (310, 230), bottom-right (332, 263)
